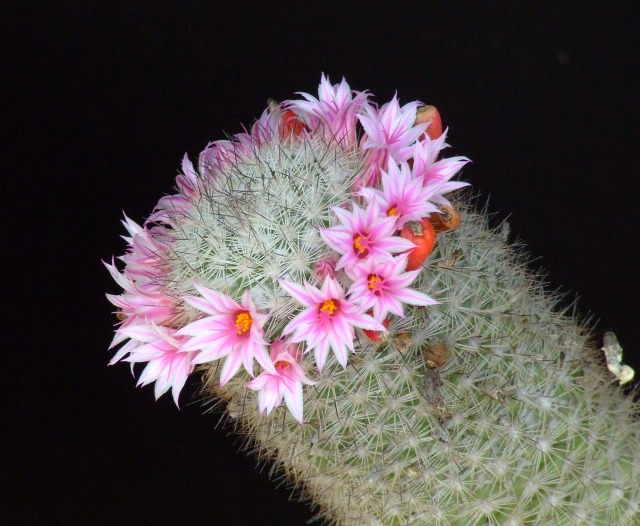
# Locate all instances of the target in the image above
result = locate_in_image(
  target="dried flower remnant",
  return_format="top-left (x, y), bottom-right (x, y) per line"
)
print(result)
top-left (602, 331), bottom-right (635, 385)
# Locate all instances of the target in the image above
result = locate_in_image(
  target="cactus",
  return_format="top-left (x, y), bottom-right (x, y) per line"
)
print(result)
top-left (105, 75), bottom-right (640, 525)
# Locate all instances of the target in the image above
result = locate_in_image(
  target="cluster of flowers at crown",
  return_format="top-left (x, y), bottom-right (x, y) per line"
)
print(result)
top-left (105, 75), bottom-right (470, 423)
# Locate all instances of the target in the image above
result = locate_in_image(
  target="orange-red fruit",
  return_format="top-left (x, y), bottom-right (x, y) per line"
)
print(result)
top-left (278, 109), bottom-right (306, 139)
top-left (415, 105), bottom-right (443, 140)
top-left (363, 316), bottom-right (390, 342)
top-left (400, 218), bottom-right (436, 271)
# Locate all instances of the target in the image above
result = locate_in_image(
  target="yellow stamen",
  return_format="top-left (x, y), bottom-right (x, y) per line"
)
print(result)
top-left (387, 206), bottom-right (397, 217)
top-left (367, 274), bottom-right (380, 290)
top-left (353, 234), bottom-right (368, 256)
top-left (235, 311), bottom-right (252, 335)
top-left (320, 299), bottom-right (338, 316)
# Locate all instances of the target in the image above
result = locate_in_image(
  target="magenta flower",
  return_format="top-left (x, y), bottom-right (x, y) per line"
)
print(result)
top-left (288, 74), bottom-right (368, 149)
top-left (116, 322), bottom-right (199, 407)
top-left (411, 134), bottom-right (470, 206)
top-left (148, 153), bottom-right (199, 226)
top-left (280, 276), bottom-right (382, 371)
top-left (346, 254), bottom-right (438, 322)
top-left (104, 259), bottom-right (177, 321)
top-left (245, 106), bottom-right (281, 147)
top-left (199, 139), bottom-right (241, 179)
top-left (320, 201), bottom-right (415, 272)
top-left (105, 259), bottom-right (179, 364)
top-left (313, 255), bottom-right (338, 281)
top-left (356, 96), bottom-right (427, 187)
top-left (117, 215), bottom-right (171, 289)
top-left (359, 161), bottom-right (440, 229)
top-left (177, 285), bottom-right (275, 385)
top-left (359, 96), bottom-right (427, 161)
top-left (246, 339), bottom-right (316, 423)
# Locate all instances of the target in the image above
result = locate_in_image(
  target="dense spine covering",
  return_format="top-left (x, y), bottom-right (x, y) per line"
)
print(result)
top-left (106, 76), bottom-right (640, 525)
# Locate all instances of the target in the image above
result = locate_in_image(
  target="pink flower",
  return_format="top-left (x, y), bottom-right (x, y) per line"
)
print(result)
top-left (279, 276), bottom-right (382, 370)
top-left (320, 201), bottom-right (415, 272)
top-left (313, 255), bottom-right (338, 281)
top-left (213, 106), bottom-right (280, 161)
top-left (199, 139), bottom-right (241, 180)
top-left (177, 285), bottom-right (275, 385)
top-left (117, 215), bottom-right (171, 290)
top-left (246, 106), bottom-right (281, 147)
top-left (246, 339), bottom-right (316, 423)
top-left (359, 96), bottom-right (426, 161)
top-left (287, 74), bottom-right (368, 149)
top-left (356, 96), bottom-right (427, 187)
top-left (175, 152), bottom-right (200, 198)
top-left (104, 258), bottom-right (179, 364)
top-left (346, 254), bottom-right (438, 322)
top-left (411, 134), bottom-right (470, 206)
top-left (148, 153), bottom-right (199, 225)
top-left (359, 161), bottom-right (440, 229)
top-left (116, 322), bottom-right (199, 407)
top-left (104, 259), bottom-right (177, 322)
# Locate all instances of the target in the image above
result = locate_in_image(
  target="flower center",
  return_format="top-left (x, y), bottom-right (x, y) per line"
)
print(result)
top-left (353, 234), bottom-right (370, 257)
top-left (387, 206), bottom-right (398, 217)
top-left (234, 311), bottom-right (252, 335)
top-left (320, 299), bottom-right (338, 317)
top-left (274, 360), bottom-right (290, 371)
top-left (367, 274), bottom-right (383, 295)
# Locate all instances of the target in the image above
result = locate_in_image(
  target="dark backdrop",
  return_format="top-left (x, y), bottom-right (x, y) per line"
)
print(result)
top-left (4, 3), bottom-right (639, 525)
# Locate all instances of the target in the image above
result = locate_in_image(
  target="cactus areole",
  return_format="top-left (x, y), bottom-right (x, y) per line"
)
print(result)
top-left (105, 76), bottom-right (639, 525)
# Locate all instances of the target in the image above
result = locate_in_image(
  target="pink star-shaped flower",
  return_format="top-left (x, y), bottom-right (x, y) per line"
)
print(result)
top-left (320, 201), bottom-right (415, 272)
top-left (346, 254), bottom-right (438, 322)
top-left (199, 138), bottom-right (244, 179)
top-left (279, 276), bottom-right (382, 371)
top-left (148, 153), bottom-right (199, 225)
top-left (359, 161), bottom-right (440, 229)
top-left (288, 74), bottom-right (368, 149)
top-left (358, 95), bottom-right (427, 162)
top-left (178, 285), bottom-right (275, 385)
top-left (411, 134), bottom-right (470, 207)
top-left (105, 258), bottom-right (179, 364)
top-left (117, 322), bottom-right (199, 407)
top-left (117, 215), bottom-right (171, 289)
top-left (246, 339), bottom-right (316, 423)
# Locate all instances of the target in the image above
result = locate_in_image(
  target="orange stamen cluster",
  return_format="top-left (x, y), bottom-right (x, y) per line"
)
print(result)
top-left (235, 311), bottom-right (252, 335)
top-left (353, 234), bottom-right (369, 257)
top-left (320, 299), bottom-right (338, 316)
top-left (275, 360), bottom-right (290, 371)
top-left (367, 274), bottom-right (381, 292)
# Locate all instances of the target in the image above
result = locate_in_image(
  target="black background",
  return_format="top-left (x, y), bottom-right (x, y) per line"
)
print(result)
top-left (4, 3), bottom-right (639, 525)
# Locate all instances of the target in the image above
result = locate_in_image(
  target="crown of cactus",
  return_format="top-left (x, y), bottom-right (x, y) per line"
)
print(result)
top-left (105, 75), bottom-right (640, 525)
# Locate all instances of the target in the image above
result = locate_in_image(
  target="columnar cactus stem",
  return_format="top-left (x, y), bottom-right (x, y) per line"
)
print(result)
top-left (105, 76), bottom-right (639, 525)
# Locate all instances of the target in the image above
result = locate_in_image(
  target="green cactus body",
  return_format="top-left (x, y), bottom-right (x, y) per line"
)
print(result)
top-left (175, 138), bottom-right (638, 525)
top-left (107, 78), bottom-right (640, 525)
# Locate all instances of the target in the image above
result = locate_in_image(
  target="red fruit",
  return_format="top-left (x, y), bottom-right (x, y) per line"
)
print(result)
top-left (415, 105), bottom-right (443, 141)
top-left (363, 316), bottom-right (390, 342)
top-left (278, 109), bottom-right (306, 139)
top-left (400, 218), bottom-right (436, 271)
